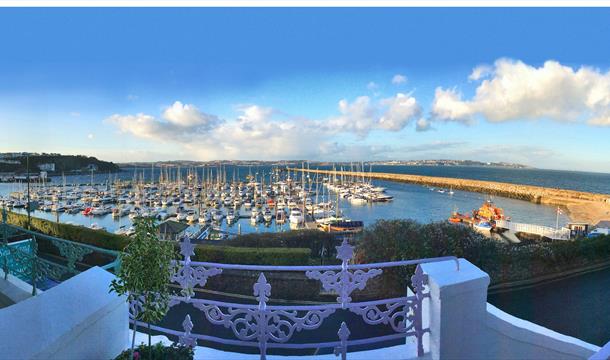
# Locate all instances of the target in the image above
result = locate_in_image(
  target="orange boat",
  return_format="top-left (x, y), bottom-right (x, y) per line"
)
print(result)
top-left (448, 211), bottom-right (471, 224)
top-left (475, 200), bottom-right (509, 222)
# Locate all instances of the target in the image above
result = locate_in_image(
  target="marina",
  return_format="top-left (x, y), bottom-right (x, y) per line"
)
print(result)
top-left (0, 165), bottom-right (576, 239)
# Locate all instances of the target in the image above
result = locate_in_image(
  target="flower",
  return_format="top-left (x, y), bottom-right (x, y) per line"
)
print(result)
top-left (133, 351), bottom-right (140, 360)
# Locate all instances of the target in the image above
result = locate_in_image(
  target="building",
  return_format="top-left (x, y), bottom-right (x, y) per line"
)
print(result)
top-left (37, 163), bottom-right (55, 172)
top-left (158, 220), bottom-right (189, 241)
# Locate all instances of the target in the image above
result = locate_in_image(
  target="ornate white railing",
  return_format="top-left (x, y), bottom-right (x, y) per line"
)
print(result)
top-left (130, 236), bottom-right (459, 360)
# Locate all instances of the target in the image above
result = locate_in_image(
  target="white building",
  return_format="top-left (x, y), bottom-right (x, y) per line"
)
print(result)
top-left (37, 163), bottom-right (55, 172)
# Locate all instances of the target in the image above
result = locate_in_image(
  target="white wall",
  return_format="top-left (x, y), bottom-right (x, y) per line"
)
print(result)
top-left (421, 259), bottom-right (600, 360)
top-left (0, 266), bottom-right (128, 359)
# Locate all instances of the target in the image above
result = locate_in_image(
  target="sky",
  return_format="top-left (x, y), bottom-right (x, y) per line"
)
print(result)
top-left (1, 8), bottom-right (610, 172)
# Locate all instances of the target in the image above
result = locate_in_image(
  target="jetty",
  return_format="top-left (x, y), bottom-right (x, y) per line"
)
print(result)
top-left (292, 168), bottom-right (610, 225)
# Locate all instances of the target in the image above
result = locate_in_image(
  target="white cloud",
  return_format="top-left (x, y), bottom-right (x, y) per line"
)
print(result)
top-left (87, 133), bottom-right (94, 140)
top-left (432, 58), bottom-right (610, 125)
top-left (366, 81), bottom-right (379, 90)
top-left (326, 94), bottom-right (422, 135)
top-left (70, 112), bottom-right (81, 117)
top-left (326, 96), bottom-right (378, 136)
top-left (107, 101), bottom-right (222, 142)
top-left (431, 88), bottom-right (474, 124)
top-left (107, 93), bottom-right (427, 160)
top-left (468, 65), bottom-right (492, 81)
top-left (392, 74), bottom-right (407, 85)
top-left (379, 93), bottom-right (421, 131)
top-left (127, 94), bottom-right (139, 101)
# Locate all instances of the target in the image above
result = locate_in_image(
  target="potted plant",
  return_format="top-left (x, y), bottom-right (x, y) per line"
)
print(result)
top-left (110, 217), bottom-right (191, 359)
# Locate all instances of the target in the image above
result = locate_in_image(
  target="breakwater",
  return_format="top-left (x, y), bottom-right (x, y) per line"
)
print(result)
top-left (295, 168), bottom-right (610, 224)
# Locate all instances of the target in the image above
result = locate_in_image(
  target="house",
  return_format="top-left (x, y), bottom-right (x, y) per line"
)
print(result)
top-left (37, 163), bottom-right (55, 172)
top-left (158, 220), bottom-right (189, 241)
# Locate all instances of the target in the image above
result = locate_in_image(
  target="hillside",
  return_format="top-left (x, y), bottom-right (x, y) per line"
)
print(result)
top-left (0, 154), bottom-right (120, 174)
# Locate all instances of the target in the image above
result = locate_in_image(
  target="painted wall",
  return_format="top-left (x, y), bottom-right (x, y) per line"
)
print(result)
top-left (0, 266), bottom-right (128, 359)
top-left (422, 259), bottom-right (600, 360)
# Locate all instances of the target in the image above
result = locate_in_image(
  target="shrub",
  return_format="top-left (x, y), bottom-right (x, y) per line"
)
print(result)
top-left (230, 230), bottom-right (339, 259)
top-left (193, 245), bottom-right (310, 265)
top-left (115, 342), bottom-right (193, 360)
top-left (356, 219), bottom-right (610, 293)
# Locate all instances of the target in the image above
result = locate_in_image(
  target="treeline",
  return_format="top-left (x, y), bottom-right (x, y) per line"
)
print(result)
top-left (0, 154), bottom-right (120, 174)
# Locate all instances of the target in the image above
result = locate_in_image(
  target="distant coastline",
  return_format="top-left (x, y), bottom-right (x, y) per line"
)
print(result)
top-left (116, 159), bottom-right (530, 169)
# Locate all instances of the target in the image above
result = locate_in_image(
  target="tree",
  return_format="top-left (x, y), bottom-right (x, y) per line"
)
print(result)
top-left (110, 217), bottom-right (177, 360)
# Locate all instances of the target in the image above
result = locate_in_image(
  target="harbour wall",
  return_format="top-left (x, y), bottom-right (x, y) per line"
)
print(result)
top-left (293, 168), bottom-right (610, 224)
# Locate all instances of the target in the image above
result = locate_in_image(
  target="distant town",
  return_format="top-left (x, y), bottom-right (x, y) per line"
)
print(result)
top-left (118, 159), bottom-right (529, 169)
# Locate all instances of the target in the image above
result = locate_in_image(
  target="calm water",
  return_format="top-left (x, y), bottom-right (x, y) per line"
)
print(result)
top-left (0, 166), bottom-right (576, 233)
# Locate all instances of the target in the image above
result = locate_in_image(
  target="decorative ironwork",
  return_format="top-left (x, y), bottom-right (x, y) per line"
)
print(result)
top-left (178, 315), bottom-right (197, 348)
top-left (141, 237), bottom-right (458, 359)
top-left (350, 298), bottom-right (416, 333)
top-left (334, 322), bottom-right (350, 360)
top-left (411, 265), bottom-right (429, 356)
top-left (128, 295), bottom-right (145, 320)
top-left (192, 273), bottom-right (335, 360)
top-left (306, 239), bottom-right (382, 308)
top-left (49, 238), bottom-right (93, 273)
top-left (171, 236), bottom-right (222, 300)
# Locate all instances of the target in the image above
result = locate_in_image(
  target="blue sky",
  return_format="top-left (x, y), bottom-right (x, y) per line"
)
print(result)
top-left (1, 8), bottom-right (610, 172)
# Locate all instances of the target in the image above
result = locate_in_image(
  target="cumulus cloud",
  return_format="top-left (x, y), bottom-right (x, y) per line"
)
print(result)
top-left (108, 93), bottom-right (427, 160)
top-left (326, 94), bottom-right (422, 135)
top-left (107, 101), bottom-right (222, 142)
top-left (367, 81), bottom-right (379, 90)
top-left (432, 58), bottom-right (610, 125)
top-left (379, 93), bottom-right (422, 130)
top-left (392, 74), bottom-right (407, 85)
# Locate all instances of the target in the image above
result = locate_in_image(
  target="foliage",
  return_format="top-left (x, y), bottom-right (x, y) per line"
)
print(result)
top-left (356, 219), bottom-right (610, 295)
top-left (0, 154), bottom-right (119, 174)
top-left (229, 229), bottom-right (338, 259)
top-left (110, 217), bottom-right (177, 352)
top-left (193, 245), bottom-right (310, 265)
top-left (115, 342), bottom-right (193, 360)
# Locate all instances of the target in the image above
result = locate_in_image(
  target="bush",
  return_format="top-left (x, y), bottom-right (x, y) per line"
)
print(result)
top-left (230, 230), bottom-right (339, 259)
top-left (356, 219), bottom-right (610, 293)
top-left (115, 342), bottom-right (193, 360)
top-left (193, 245), bottom-right (310, 265)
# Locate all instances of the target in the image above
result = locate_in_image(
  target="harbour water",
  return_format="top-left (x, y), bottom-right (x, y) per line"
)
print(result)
top-left (0, 166), bottom-right (578, 235)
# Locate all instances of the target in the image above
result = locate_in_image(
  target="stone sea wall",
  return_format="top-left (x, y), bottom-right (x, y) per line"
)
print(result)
top-left (297, 168), bottom-right (610, 207)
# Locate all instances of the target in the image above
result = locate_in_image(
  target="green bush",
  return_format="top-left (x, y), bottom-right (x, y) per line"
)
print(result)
top-left (193, 245), bottom-right (310, 265)
top-left (356, 219), bottom-right (610, 293)
top-left (115, 342), bottom-right (193, 360)
top-left (230, 230), bottom-right (339, 259)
